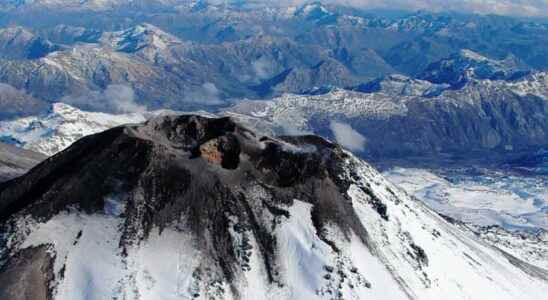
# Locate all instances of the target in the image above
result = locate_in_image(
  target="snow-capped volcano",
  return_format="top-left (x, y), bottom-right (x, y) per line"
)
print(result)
top-left (0, 115), bottom-right (545, 299)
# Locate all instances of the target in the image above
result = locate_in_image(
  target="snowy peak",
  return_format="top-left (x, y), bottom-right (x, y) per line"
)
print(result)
top-left (420, 49), bottom-right (529, 86)
top-left (49, 102), bottom-right (85, 117)
top-left (100, 23), bottom-right (182, 54)
top-left (0, 115), bottom-right (546, 299)
top-left (98, 23), bottom-right (187, 64)
top-left (294, 1), bottom-right (336, 23)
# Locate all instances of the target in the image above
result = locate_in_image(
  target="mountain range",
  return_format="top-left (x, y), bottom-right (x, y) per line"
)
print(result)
top-left (229, 69), bottom-right (548, 159)
top-left (0, 1), bottom-right (546, 112)
top-left (0, 15), bottom-right (545, 159)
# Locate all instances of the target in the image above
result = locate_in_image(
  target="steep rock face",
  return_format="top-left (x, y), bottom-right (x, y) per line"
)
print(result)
top-left (0, 115), bottom-right (546, 300)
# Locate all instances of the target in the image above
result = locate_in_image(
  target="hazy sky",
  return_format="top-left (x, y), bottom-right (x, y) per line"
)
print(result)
top-left (239, 0), bottom-right (548, 17)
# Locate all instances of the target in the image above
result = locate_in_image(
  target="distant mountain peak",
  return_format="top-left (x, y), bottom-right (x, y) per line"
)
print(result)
top-left (101, 23), bottom-right (182, 54)
top-left (351, 74), bottom-right (449, 97)
top-left (420, 49), bottom-right (529, 86)
top-left (294, 1), bottom-right (335, 22)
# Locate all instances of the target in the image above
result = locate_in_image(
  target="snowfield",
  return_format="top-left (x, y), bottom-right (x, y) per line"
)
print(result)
top-left (384, 167), bottom-right (547, 231)
top-left (384, 167), bottom-right (548, 270)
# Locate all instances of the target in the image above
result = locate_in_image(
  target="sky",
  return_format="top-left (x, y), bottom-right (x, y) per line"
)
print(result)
top-left (241, 0), bottom-right (548, 17)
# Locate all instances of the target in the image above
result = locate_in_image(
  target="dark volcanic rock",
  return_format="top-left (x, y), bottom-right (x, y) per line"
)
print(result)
top-left (0, 114), bottom-right (374, 290)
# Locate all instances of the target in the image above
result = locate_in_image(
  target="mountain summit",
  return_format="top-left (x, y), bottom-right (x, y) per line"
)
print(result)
top-left (0, 115), bottom-right (546, 299)
top-left (419, 49), bottom-right (528, 87)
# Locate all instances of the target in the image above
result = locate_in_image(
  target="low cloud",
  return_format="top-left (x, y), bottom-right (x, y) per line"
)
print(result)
top-left (62, 84), bottom-right (146, 114)
top-left (184, 82), bottom-right (225, 106)
top-left (281, 123), bottom-right (312, 136)
top-left (0, 83), bottom-right (21, 96)
top-left (252, 57), bottom-right (274, 80)
top-left (329, 120), bottom-right (367, 152)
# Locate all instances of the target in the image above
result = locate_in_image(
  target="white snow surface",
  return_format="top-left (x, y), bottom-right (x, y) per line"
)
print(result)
top-left (6, 152), bottom-right (548, 300)
top-left (0, 102), bottom-right (166, 156)
top-left (384, 167), bottom-right (548, 231)
top-left (383, 166), bottom-right (548, 270)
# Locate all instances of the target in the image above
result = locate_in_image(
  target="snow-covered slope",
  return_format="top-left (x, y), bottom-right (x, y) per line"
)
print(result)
top-left (0, 115), bottom-right (546, 300)
top-left (0, 102), bottom-right (148, 156)
top-left (474, 226), bottom-right (548, 270)
top-left (383, 166), bottom-right (548, 270)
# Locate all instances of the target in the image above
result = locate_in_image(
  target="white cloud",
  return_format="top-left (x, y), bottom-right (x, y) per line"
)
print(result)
top-left (184, 82), bottom-right (225, 106)
top-left (281, 123), bottom-right (312, 136)
top-left (252, 57), bottom-right (274, 79)
top-left (329, 120), bottom-right (367, 152)
top-left (103, 84), bottom-right (145, 114)
top-left (62, 84), bottom-right (146, 114)
top-left (0, 82), bottom-right (21, 95)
